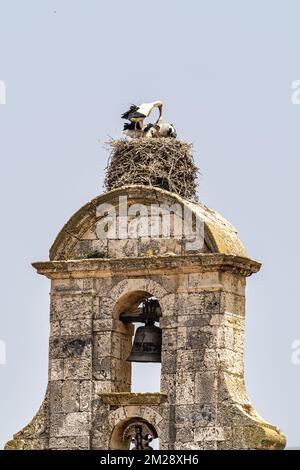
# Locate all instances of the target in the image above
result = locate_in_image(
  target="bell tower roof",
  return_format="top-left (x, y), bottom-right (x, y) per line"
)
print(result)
top-left (49, 185), bottom-right (248, 262)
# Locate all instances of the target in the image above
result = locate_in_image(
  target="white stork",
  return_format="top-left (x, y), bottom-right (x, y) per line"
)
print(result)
top-left (143, 123), bottom-right (158, 138)
top-left (156, 117), bottom-right (177, 138)
top-left (121, 100), bottom-right (163, 135)
top-left (123, 121), bottom-right (144, 138)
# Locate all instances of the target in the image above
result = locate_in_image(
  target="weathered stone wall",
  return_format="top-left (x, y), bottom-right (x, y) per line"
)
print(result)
top-left (5, 254), bottom-right (285, 450)
top-left (74, 236), bottom-right (211, 260)
top-left (4, 185), bottom-right (286, 450)
top-left (72, 205), bottom-right (211, 259)
top-left (161, 272), bottom-right (246, 450)
top-left (5, 255), bottom-right (284, 450)
top-left (48, 282), bottom-right (94, 449)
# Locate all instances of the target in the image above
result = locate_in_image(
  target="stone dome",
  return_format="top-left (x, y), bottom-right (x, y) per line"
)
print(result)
top-left (50, 185), bottom-right (248, 262)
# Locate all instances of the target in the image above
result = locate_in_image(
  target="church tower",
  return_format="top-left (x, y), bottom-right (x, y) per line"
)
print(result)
top-left (5, 138), bottom-right (286, 450)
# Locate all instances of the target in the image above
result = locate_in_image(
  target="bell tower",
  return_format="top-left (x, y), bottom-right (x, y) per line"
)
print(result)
top-left (5, 138), bottom-right (286, 450)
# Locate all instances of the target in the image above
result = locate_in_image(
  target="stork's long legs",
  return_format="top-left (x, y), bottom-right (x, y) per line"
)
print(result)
top-left (134, 121), bottom-right (143, 138)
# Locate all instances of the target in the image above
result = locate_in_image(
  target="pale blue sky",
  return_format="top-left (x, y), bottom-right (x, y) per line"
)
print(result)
top-left (0, 0), bottom-right (300, 448)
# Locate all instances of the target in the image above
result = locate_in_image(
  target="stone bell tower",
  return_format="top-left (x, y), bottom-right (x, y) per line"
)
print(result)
top-left (5, 138), bottom-right (286, 450)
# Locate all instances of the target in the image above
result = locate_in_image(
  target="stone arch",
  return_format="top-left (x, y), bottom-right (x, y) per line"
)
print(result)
top-left (94, 277), bottom-right (173, 323)
top-left (110, 277), bottom-right (170, 319)
top-left (108, 406), bottom-right (163, 450)
top-left (49, 185), bottom-right (247, 260)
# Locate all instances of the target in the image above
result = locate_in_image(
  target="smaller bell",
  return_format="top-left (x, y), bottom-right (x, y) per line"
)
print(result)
top-left (128, 320), bottom-right (162, 363)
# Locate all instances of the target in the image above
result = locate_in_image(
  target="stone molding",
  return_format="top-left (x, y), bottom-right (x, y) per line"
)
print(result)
top-left (33, 253), bottom-right (261, 279)
top-left (99, 392), bottom-right (168, 406)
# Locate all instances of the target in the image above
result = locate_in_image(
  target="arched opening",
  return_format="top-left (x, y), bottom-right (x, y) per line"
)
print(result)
top-left (114, 291), bottom-right (162, 393)
top-left (130, 318), bottom-right (161, 393)
top-left (110, 416), bottom-right (159, 450)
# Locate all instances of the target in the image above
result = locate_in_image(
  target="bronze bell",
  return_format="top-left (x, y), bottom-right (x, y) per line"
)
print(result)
top-left (128, 320), bottom-right (162, 363)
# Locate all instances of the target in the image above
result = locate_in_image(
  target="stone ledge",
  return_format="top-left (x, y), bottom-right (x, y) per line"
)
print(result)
top-left (98, 392), bottom-right (168, 406)
top-left (32, 253), bottom-right (261, 279)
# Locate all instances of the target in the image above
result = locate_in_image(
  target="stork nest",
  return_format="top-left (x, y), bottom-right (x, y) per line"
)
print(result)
top-left (104, 138), bottom-right (199, 201)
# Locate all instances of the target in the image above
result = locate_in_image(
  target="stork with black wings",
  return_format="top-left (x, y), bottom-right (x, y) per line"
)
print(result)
top-left (121, 100), bottom-right (163, 137)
